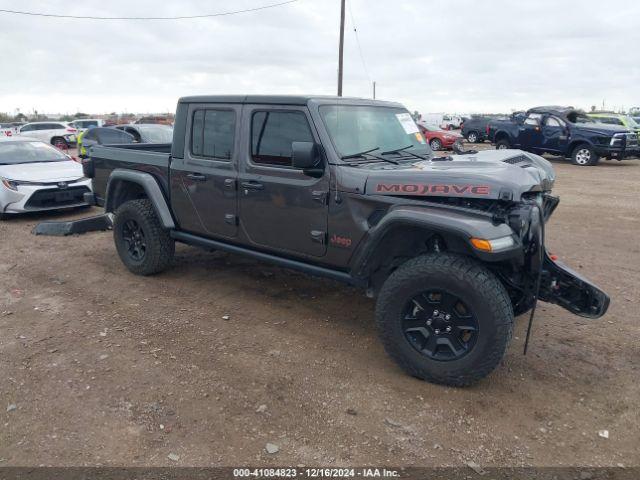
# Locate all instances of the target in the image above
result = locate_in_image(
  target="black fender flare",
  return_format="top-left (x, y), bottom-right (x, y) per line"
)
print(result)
top-left (349, 205), bottom-right (518, 278)
top-left (105, 169), bottom-right (175, 229)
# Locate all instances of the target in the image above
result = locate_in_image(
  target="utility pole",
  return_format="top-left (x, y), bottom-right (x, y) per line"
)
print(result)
top-left (373, 81), bottom-right (376, 99)
top-left (337, 0), bottom-right (345, 96)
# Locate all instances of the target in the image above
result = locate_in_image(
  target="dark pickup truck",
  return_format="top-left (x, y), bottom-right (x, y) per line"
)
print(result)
top-left (83, 95), bottom-right (609, 386)
top-left (460, 116), bottom-right (492, 143)
top-left (487, 106), bottom-right (640, 166)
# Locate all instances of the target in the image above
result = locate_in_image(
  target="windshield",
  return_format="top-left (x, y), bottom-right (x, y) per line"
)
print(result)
top-left (0, 141), bottom-right (69, 165)
top-left (136, 125), bottom-right (173, 143)
top-left (320, 105), bottom-right (430, 160)
top-left (623, 116), bottom-right (639, 128)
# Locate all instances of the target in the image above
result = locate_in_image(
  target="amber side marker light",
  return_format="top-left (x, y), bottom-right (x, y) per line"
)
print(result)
top-left (470, 236), bottom-right (516, 253)
top-left (470, 238), bottom-right (492, 252)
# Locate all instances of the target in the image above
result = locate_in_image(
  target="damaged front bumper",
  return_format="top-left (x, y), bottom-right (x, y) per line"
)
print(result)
top-left (538, 252), bottom-right (610, 318)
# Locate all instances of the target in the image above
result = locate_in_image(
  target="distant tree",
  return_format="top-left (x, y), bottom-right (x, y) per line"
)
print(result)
top-left (73, 112), bottom-right (89, 119)
top-left (0, 112), bottom-right (11, 122)
top-left (590, 105), bottom-right (596, 112)
top-left (15, 113), bottom-right (27, 121)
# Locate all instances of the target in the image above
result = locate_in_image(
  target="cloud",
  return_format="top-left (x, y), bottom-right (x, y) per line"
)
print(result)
top-left (0, 0), bottom-right (639, 115)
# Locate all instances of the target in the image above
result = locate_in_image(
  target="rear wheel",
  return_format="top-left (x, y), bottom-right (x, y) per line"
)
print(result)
top-left (375, 254), bottom-right (513, 386)
top-left (51, 137), bottom-right (68, 149)
top-left (467, 131), bottom-right (479, 143)
top-left (571, 144), bottom-right (600, 166)
top-left (495, 139), bottom-right (510, 150)
top-left (430, 138), bottom-right (442, 151)
top-left (113, 199), bottom-right (174, 275)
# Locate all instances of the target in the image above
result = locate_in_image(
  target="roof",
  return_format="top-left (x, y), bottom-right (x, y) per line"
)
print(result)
top-left (527, 106), bottom-right (576, 115)
top-left (178, 94), bottom-right (402, 107)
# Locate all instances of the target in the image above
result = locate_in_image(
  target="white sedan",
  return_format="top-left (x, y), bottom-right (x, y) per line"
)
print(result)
top-left (0, 138), bottom-right (92, 219)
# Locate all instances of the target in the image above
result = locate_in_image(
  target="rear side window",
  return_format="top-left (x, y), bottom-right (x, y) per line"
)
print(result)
top-left (96, 129), bottom-right (134, 144)
top-left (191, 109), bottom-right (235, 160)
top-left (251, 111), bottom-right (313, 167)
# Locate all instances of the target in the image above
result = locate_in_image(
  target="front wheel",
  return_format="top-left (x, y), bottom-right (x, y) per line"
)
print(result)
top-left (466, 131), bottom-right (479, 143)
top-left (495, 139), bottom-right (510, 150)
top-left (571, 144), bottom-right (600, 166)
top-left (113, 199), bottom-right (174, 275)
top-left (429, 138), bottom-right (442, 151)
top-left (375, 254), bottom-right (513, 386)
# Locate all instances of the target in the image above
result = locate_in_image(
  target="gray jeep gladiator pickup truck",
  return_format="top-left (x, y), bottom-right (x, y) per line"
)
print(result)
top-left (83, 95), bottom-right (609, 386)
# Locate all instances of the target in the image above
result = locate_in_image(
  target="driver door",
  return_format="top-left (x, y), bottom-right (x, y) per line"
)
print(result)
top-left (238, 106), bottom-right (329, 258)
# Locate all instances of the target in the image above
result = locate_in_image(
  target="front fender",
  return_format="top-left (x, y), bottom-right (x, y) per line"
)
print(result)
top-left (349, 205), bottom-right (520, 277)
top-left (105, 169), bottom-right (175, 229)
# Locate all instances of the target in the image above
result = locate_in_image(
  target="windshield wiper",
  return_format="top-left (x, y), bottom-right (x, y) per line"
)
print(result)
top-left (341, 147), bottom-right (399, 165)
top-left (341, 147), bottom-right (380, 160)
top-left (381, 144), bottom-right (430, 160)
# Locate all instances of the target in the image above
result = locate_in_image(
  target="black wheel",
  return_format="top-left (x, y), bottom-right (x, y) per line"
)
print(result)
top-left (571, 144), bottom-right (600, 166)
top-left (466, 131), bottom-right (479, 143)
top-left (113, 199), bottom-right (174, 275)
top-left (375, 254), bottom-right (513, 386)
top-left (495, 139), bottom-right (510, 150)
top-left (430, 138), bottom-right (442, 151)
top-left (51, 137), bottom-right (68, 149)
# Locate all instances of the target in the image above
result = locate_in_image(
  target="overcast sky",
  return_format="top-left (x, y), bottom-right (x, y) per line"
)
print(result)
top-left (1, 0), bottom-right (639, 116)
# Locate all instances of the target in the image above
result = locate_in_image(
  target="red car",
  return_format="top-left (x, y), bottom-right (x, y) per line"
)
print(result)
top-left (418, 124), bottom-right (463, 151)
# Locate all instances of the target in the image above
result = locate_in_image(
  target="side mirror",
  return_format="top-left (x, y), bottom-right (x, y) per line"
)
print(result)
top-left (292, 141), bottom-right (321, 172)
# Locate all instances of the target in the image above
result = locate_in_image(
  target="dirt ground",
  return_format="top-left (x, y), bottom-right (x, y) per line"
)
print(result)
top-left (0, 145), bottom-right (639, 468)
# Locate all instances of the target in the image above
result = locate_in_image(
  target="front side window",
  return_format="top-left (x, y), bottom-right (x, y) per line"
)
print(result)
top-left (191, 109), bottom-right (235, 159)
top-left (20, 124), bottom-right (34, 132)
top-left (251, 111), bottom-right (313, 167)
top-left (524, 113), bottom-right (543, 126)
top-left (545, 117), bottom-right (563, 127)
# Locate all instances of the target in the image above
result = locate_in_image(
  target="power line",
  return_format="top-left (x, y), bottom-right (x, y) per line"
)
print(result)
top-left (0, 0), bottom-right (299, 20)
top-left (347, 0), bottom-right (371, 84)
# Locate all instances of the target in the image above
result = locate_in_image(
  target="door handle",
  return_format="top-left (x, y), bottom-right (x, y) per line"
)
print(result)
top-left (241, 181), bottom-right (264, 190)
top-left (186, 173), bottom-right (206, 181)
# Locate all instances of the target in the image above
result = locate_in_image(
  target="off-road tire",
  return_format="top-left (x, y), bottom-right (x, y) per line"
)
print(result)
top-left (430, 139), bottom-right (442, 151)
top-left (375, 253), bottom-right (513, 387)
top-left (113, 199), bottom-right (174, 275)
top-left (466, 131), bottom-right (479, 143)
top-left (495, 138), bottom-right (510, 150)
top-left (571, 143), bottom-right (600, 166)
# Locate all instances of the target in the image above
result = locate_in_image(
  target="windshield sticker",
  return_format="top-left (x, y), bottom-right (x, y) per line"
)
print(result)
top-left (414, 132), bottom-right (426, 144)
top-left (396, 113), bottom-right (419, 134)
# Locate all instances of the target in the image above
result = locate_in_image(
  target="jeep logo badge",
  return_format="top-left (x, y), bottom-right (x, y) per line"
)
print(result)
top-left (57, 182), bottom-right (68, 189)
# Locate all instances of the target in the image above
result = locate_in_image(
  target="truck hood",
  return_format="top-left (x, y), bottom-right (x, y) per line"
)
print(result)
top-left (362, 149), bottom-right (555, 201)
top-left (0, 160), bottom-right (84, 182)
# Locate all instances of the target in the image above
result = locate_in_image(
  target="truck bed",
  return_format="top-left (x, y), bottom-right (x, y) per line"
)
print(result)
top-left (87, 143), bottom-right (172, 206)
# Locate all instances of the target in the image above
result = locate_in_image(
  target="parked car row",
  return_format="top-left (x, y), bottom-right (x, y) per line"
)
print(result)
top-left (482, 106), bottom-right (639, 166)
top-left (77, 124), bottom-right (173, 157)
top-left (0, 122), bottom-right (173, 219)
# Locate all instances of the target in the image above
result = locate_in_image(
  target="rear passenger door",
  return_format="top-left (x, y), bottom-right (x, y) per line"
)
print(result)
top-left (238, 106), bottom-right (329, 258)
top-left (170, 104), bottom-right (240, 239)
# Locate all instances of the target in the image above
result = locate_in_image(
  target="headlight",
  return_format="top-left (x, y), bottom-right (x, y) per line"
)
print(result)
top-left (610, 133), bottom-right (625, 146)
top-left (470, 235), bottom-right (516, 253)
top-left (1, 178), bottom-right (18, 191)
